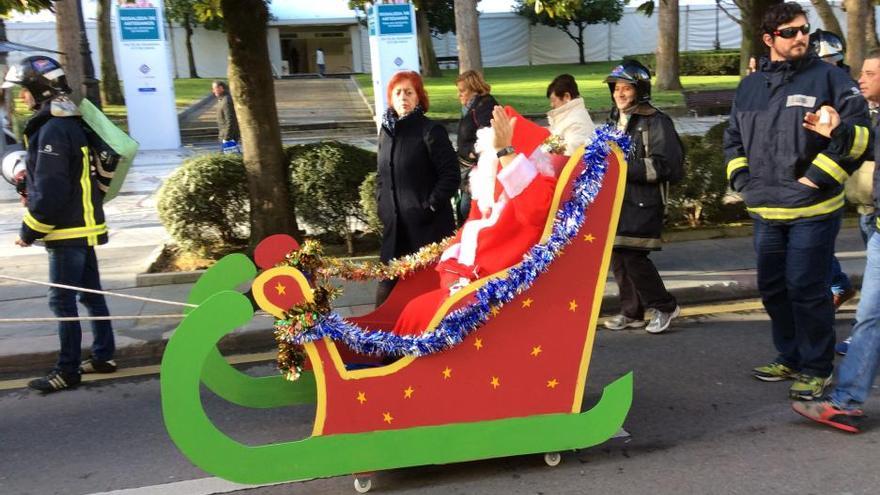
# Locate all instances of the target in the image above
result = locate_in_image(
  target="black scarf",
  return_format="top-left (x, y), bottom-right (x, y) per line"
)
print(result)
top-left (382, 105), bottom-right (424, 136)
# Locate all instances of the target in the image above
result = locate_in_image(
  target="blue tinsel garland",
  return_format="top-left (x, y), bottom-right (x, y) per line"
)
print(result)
top-left (282, 125), bottom-right (631, 357)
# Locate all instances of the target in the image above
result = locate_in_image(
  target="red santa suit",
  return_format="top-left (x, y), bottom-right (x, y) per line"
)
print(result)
top-left (392, 108), bottom-right (569, 336)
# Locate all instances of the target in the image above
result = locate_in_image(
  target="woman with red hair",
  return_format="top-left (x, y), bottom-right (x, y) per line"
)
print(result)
top-left (375, 71), bottom-right (460, 304)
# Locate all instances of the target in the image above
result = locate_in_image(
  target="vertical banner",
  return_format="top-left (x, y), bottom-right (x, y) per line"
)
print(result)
top-left (115, 1), bottom-right (181, 150)
top-left (368, 3), bottom-right (419, 126)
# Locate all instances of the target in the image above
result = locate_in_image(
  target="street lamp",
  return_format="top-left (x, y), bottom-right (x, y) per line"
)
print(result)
top-left (75, 0), bottom-right (101, 108)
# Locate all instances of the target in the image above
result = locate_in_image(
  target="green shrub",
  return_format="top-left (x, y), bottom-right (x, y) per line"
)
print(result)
top-left (157, 153), bottom-right (251, 258)
top-left (289, 141), bottom-right (377, 254)
top-left (359, 172), bottom-right (382, 235)
top-left (625, 50), bottom-right (740, 76)
top-left (666, 122), bottom-right (732, 226)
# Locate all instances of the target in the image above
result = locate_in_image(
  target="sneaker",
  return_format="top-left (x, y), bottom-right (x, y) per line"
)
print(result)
top-left (603, 314), bottom-right (647, 330)
top-left (833, 288), bottom-right (857, 310)
top-left (645, 306), bottom-right (680, 334)
top-left (752, 362), bottom-right (799, 382)
top-left (80, 359), bottom-right (117, 374)
top-left (28, 369), bottom-right (81, 393)
top-left (792, 400), bottom-right (864, 433)
top-left (789, 373), bottom-right (833, 401)
top-left (835, 337), bottom-right (851, 356)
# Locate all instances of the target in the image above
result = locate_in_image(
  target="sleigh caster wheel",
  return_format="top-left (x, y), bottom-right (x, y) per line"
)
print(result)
top-left (354, 476), bottom-right (372, 493)
top-left (544, 452), bottom-right (562, 467)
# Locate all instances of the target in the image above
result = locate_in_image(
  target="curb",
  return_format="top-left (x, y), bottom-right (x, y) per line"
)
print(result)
top-left (0, 272), bottom-right (864, 376)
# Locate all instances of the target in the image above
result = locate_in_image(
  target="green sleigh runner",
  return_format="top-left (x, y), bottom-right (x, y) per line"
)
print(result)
top-left (160, 133), bottom-right (634, 491)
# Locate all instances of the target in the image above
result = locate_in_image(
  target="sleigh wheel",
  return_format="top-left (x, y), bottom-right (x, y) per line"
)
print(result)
top-left (353, 476), bottom-right (372, 493)
top-left (544, 452), bottom-right (562, 467)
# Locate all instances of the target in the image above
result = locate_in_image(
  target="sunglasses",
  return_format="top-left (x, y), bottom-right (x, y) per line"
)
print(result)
top-left (773, 24), bottom-right (810, 39)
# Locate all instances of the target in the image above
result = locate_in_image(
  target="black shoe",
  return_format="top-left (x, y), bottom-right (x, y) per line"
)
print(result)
top-left (80, 359), bottom-right (117, 374)
top-left (28, 369), bottom-right (81, 393)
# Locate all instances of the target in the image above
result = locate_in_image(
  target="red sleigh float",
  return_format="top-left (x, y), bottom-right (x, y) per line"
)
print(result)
top-left (160, 137), bottom-right (633, 492)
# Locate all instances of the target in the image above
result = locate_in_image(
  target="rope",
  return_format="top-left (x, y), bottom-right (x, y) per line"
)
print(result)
top-left (0, 274), bottom-right (197, 308)
top-left (0, 315), bottom-right (185, 323)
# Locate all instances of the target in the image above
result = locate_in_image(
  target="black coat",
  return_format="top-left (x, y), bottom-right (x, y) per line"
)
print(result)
top-left (456, 93), bottom-right (498, 167)
top-left (216, 94), bottom-right (240, 142)
top-left (377, 112), bottom-right (460, 262)
top-left (608, 104), bottom-right (683, 250)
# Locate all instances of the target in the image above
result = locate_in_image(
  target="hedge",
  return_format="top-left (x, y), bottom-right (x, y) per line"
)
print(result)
top-left (624, 50), bottom-right (740, 76)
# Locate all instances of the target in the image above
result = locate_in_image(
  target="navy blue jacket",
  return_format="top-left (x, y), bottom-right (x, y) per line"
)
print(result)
top-left (828, 117), bottom-right (880, 234)
top-left (20, 98), bottom-right (108, 247)
top-left (723, 55), bottom-right (870, 223)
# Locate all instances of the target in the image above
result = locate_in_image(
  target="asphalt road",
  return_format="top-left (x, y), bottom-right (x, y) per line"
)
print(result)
top-left (1, 308), bottom-right (878, 495)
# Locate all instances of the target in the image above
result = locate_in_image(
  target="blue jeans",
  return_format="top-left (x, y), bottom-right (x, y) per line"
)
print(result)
top-left (859, 212), bottom-right (876, 246)
top-left (753, 214), bottom-right (840, 377)
top-left (830, 234), bottom-right (880, 409)
top-left (47, 246), bottom-right (114, 374)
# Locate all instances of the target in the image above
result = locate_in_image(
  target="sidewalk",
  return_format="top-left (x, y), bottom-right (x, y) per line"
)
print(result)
top-left (0, 224), bottom-right (867, 376)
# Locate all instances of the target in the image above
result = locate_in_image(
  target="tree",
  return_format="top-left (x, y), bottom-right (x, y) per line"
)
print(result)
top-left (515, 0), bottom-right (625, 65)
top-left (810, 0), bottom-right (843, 36)
top-left (845, 0), bottom-right (869, 78)
top-left (454, 0), bottom-right (482, 74)
top-left (867, 1), bottom-right (879, 50)
top-left (54, 0), bottom-right (85, 103)
top-left (208, 0), bottom-right (298, 248)
top-left (97, 0), bottom-right (124, 105)
top-left (166, 0), bottom-right (223, 78)
top-left (718, 0), bottom-right (784, 76)
top-left (655, 0), bottom-right (681, 90)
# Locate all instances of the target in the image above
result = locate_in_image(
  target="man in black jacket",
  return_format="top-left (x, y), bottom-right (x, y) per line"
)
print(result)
top-left (603, 60), bottom-right (684, 335)
top-left (4, 56), bottom-right (117, 392)
top-left (724, 3), bottom-right (871, 400)
top-left (212, 80), bottom-right (239, 150)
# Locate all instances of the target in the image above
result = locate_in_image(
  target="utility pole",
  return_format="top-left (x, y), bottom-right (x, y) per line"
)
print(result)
top-left (76, 0), bottom-right (102, 108)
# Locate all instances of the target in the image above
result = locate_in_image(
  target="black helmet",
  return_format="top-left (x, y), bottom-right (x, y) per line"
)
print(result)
top-left (1, 56), bottom-right (71, 108)
top-left (605, 60), bottom-right (652, 103)
top-left (809, 29), bottom-right (846, 65)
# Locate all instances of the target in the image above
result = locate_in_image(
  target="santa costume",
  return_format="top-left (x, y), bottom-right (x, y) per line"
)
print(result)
top-left (392, 107), bottom-right (570, 335)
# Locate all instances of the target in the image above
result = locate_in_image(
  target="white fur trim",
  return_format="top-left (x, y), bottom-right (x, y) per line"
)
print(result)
top-left (497, 154), bottom-right (538, 199)
top-left (471, 127), bottom-right (499, 215)
top-left (440, 243), bottom-right (461, 261)
top-left (456, 196), bottom-right (507, 267)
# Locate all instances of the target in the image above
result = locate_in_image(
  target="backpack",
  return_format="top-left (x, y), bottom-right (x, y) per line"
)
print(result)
top-left (78, 99), bottom-right (139, 203)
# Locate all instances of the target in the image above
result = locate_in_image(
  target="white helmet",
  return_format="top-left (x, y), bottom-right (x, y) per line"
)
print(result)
top-left (1, 150), bottom-right (27, 186)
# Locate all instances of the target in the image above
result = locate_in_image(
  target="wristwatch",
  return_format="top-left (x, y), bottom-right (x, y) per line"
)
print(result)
top-left (496, 146), bottom-right (515, 158)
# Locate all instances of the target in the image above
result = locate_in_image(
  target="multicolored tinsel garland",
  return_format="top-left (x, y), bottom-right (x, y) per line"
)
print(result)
top-left (276, 125), bottom-right (630, 361)
top-left (283, 237), bottom-right (456, 282)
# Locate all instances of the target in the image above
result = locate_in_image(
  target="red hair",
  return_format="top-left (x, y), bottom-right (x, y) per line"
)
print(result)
top-left (386, 71), bottom-right (430, 113)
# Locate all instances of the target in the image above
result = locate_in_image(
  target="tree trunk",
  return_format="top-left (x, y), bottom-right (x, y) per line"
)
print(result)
top-left (576, 23), bottom-right (586, 65)
top-left (738, 0), bottom-right (783, 76)
top-left (867, 2), bottom-right (880, 51)
top-left (97, 0), bottom-right (124, 105)
top-left (219, 0), bottom-right (297, 249)
top-left (656, 0), bottom-right (682, 90)
top-left (184, 13), bottom-right (199, 79)
top-left (846, 0), bottom-right (869, 79)
top-left (453, 0), bottom-right (482, 74)
top-left (811, 0), bottom-right (844, 36)
top-left (54, 0), bottom-right (85, 103)
top-left (416, 7), bottom-right (441, 77)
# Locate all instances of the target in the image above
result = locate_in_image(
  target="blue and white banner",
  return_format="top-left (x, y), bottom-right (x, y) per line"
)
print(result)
top-left (368, 3), bottom-right (419, 124)
top-left (115, 2), bottom-right (180, 150)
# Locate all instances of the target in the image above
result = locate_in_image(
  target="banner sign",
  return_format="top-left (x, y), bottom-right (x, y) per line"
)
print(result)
top-left (115, 2), bottom-right (180, 150)
top-left (368, 3), bottom-right (419, 125)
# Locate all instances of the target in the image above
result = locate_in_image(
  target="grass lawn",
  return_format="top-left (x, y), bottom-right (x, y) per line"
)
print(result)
top-left (12, 78), bottom-right (214, 127)
top-left (354, 62), bottom-right (740, 120)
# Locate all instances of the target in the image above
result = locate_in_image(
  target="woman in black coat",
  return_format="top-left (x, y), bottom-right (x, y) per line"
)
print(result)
top-left (376, 71), bottom-right (460, 303)
top-left (454, 70), bottom-right (498, 224)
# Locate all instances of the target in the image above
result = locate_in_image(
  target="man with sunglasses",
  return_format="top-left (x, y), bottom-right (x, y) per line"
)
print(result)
top-left (724, 2), bottom-right (870, 401)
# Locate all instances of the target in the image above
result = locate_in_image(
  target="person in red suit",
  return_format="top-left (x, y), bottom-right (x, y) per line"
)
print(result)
top-left (393, 106), bottom-right (569, 335)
